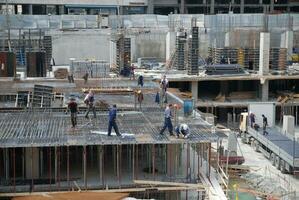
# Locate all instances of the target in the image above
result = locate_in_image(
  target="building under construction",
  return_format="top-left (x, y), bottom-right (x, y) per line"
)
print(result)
top-left (0, 79), bottom-right (226, 200)
top-left (1, 6), bottom-right (299, 200)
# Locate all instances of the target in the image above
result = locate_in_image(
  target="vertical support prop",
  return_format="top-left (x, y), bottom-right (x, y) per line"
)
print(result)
top-left (67, 146), bottom-right (70, 190)
top-left (49, 147), bottom-right (52, 191)
top-left (152, 144), bottom-right (155, 180)
top-left (13, 148), bottom-right (16, 193)
top-left (83, 146), bottom-right (87, 190)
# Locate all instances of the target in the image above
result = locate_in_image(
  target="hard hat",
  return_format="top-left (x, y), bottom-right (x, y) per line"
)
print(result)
top-left (181, 124), bottom-right (188, 130)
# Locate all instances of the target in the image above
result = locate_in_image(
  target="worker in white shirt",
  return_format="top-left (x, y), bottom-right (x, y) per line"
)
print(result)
top-left (175, 123), bottom-right (190, 139)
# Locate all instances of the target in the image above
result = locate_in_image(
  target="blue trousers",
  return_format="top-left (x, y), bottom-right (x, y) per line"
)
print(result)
top-left (108, 120), bottom-right (121, 136)
top-left (160, 118), bottom-right (173, 135)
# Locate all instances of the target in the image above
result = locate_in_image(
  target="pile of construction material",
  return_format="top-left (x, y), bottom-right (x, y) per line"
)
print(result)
top-left (54, 68), bottom-right (68, 79)
top-left (214, 91), bottom-right (256, 102)
top-left (276, 91), bottom-right (299, 104)
top-left (205, 64), bottom-right (246, 75)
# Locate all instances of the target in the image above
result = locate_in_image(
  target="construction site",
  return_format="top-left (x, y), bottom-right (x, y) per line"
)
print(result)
top-left (1, 1), bottom-right (299, 200)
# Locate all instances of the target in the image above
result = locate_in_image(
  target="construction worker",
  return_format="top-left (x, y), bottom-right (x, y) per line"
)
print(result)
top-left (130, 64), bottom-right (135, 80)
top-left (175, 123), bottom-right (190, 139)
top-left (108, 104), bottom-right (122, 137)
top-left (159, 104), bottom-right (174, 136)
top-left (67, 97), bottom-right (78, 128)
top-left (249, 112), bottom-right (255, 128)
top-left (155, 90), bottom-right (160, 104)
top-left (84, 90), bottom-right (96, 119)
top-left (136, 90), bottom-right (143, 110)
top-left (138, 75), bottom-right (144, 87)
top-left (262, 114), bottom-right (268, 135)
top-left (83, 72), bottom-right (88, 84)
top-left (160, 75), bottom-right (169, 92)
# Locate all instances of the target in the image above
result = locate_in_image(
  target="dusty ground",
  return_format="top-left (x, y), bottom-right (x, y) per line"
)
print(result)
top-left (12, 192), bottom-right (128, 200)
top-left (216, 133), bottom-right (299, 199)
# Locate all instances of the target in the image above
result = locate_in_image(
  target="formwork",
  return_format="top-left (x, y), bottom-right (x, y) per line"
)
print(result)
top-left (0, 51), bottom-right (16, 77)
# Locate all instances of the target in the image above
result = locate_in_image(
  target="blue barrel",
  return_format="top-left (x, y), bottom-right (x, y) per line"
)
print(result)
top-left (183, 99), bottom-right (194, 116)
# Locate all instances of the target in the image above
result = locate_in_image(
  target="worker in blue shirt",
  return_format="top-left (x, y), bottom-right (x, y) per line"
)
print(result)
top-left (159, 104), bottom-right (174, 136)
top-left (108, 104), bottom-right (122, 137)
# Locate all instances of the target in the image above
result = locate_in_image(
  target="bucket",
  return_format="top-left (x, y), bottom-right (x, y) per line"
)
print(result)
top-left (183, 99), bottom-right (194, 116)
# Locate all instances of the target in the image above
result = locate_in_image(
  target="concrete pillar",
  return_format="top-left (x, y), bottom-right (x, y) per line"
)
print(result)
top-left (25, 147), bottom-right (39, 179)
top-left (28, 4), bottom-right (33, 15)
top-left (130, 36), bottom-right (136, 62)
top-left (147, 0), bottom-right (154, 14)
top-left (280, 31), bottom-right (293, 62)
top-left (240, 0), bottom-right (244, 13)
top-left (220, 81), bottom-right (229, 96)
top-left (58, 5), bottom-right (65, 14)
top-left (270, 0), bottom-right (274, 13)
top-left (180, 0), bottom-right (185, 14)
top-left (54, 147), bottom-right (57, 182)
top-left (191, 81), bottom-right (198, 103)
top-left (110, 41), bottom-right (116, 68)
top-left (166, 32), bottom-right (176, 61)
top-left (260, 79), bottom-right (269, 101)
top-left (224, 32), bottom-right (230, 47)
top-left (210, 0), bottom-right (215, 14)
top-left (227, 132), bottom-right (237, 155)
top-left (259, 32), bottom-right (270, 75)
top-left (282, 115), bottom-right (295, 139)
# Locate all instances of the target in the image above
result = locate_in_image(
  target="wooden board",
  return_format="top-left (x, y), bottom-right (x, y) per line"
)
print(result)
top-left (12, 192), bottom-right (128, 200)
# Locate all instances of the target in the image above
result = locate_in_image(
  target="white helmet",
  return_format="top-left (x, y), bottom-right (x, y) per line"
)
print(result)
top-left (181, 123), bottom-right (188, 130)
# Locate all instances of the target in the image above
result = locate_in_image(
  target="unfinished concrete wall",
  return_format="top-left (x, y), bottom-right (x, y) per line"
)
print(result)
top-left (50, 29), bottom-right (110, 65)
top-left (133, 32), bottom-right (166, 62)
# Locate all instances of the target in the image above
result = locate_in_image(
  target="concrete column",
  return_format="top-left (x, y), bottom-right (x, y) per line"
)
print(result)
top-left (28, 4), bottom-right (33, 15)
top-left (240, 0), bottom-right (244, 13)
top-left (260, 79), bottom-right (269, 101)
top-left (270, 0), bottom-right (274, 13)
top-left (147, 0), bottom-right (154, 14)
top-left (280, 31), bottom-right (293, 62)
top-left (259, 32), bottom-right (270, 75)
top-left (25, 147), bottom-right (39, 179)
top-left (130, 36), bottom-right (136, 62)
top-left (282, 115), bottom-right (295, 139)
top-left (210, 0), bottom-right (215, 14)
top-left (110, 41), bottom-right (116, 68)
top-left (180, 0), bottom-right (185, 14)
top-left (58, 5), bottom-right (65, 15)
top-left (224, 32), bottom-right (230, 47)
top-left (166, 32), bottom-right (176, 61)
top-left (220, 81), bottom-right (229, 96)
top-left (263, 5), bottom-right (268, 14)
top-left (191, 81), bottom-right (198, 103)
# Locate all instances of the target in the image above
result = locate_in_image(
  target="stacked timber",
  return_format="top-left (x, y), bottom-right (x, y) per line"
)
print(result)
top-left (227, 91), bottom-right (256, 100)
